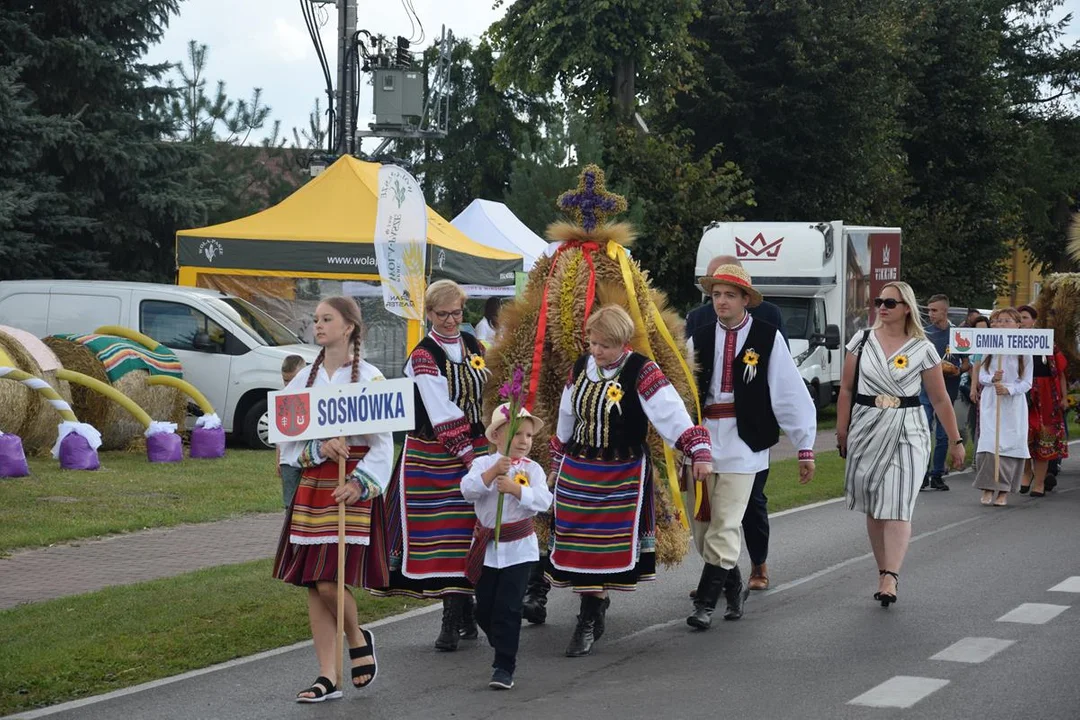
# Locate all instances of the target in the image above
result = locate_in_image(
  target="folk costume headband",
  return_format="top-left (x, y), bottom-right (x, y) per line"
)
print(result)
top-left (699, 264), bottom-right (763, 308)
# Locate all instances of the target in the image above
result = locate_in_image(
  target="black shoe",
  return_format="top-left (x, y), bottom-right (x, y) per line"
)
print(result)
top-left (873, 570), bottom-right (899, 607)
top-left (435, 596), bottom-right (463, 651)
top-left (919, 476), bottom-right (930, 492)
top-left (1045, 474), bottom-right (1058, 492)
top-left (566, 595), bottom-right (605, 657)
top-left (489, 668), bottom-right (514, 690)
top-left (521, 557), bottom-right (550, 625)
top-left (929, 476), bottom-right (949, 491)
top-left (687, 564), bottom-right (728, 630)
top-left (459, 595), bottom-right (478, 640)
top-left (722, 566), bottom-right (750, 621)
top-left (593, 596), bottom-right (612, 640)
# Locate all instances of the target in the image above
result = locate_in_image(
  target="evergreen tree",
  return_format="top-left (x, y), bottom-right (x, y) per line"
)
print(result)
top-left (0, 1), bottom-right (215, 281)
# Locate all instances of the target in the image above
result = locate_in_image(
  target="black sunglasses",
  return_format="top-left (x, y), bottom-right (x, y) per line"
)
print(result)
top-left (873, 297), bottom-right (906, 309)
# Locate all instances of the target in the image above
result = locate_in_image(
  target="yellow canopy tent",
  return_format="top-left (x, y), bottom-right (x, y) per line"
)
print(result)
top-left (175, 156), bottom-right (522, 373)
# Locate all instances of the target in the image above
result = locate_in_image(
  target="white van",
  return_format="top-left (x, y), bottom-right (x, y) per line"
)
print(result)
top-left (0, 280), bottom-right (320, 448)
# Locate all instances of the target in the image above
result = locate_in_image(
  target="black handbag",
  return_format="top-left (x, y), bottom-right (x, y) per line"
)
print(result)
top-left (842, 329), bottom-right (872, 458)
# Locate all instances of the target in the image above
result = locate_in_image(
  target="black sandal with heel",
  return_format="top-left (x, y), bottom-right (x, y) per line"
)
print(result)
top-left (349, 628), bottom-right (378, 689)
top-left (873, 570), bottom-right (899, 608)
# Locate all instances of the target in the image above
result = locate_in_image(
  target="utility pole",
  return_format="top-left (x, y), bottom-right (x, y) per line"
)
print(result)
top-left (336, 0), bottom-right (358, 155)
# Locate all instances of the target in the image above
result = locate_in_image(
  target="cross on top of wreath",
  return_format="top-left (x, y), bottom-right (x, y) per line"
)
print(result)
top-left (557, 164), bottom-right (628, 233)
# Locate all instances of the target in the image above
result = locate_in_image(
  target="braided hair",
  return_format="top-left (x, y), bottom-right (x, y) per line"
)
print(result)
top-left (305, 296), bottom-right (365, 388)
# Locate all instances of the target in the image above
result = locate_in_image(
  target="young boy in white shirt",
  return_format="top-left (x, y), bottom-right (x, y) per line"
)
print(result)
top-left (461, 404), bottom-right (553, 690)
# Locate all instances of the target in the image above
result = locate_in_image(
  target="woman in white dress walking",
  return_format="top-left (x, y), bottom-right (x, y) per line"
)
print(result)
top-left (836, 281), bottom-right (965, 607)
top-left (972, 308), bottom-right (1033, 506)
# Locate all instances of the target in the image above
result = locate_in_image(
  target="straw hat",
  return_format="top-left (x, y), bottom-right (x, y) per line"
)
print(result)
top-left (698, 264), bottom-right (763, 308)
top-left (486, 402), bottom-right (545, 444)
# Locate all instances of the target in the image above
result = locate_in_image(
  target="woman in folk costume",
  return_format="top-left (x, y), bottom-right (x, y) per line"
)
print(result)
top-left (482, 165), bottom-right (702, 630)
top-left (548, 305), bottom-right (711, 656)
top-left (973, 308), bottom-right (1034, 505)
top-left (369, 279), bottom-right (488, 651)
top-left (1017, 304), bottom-right (1068, 496)
top-left (273, 296), bottom-right (393, 702)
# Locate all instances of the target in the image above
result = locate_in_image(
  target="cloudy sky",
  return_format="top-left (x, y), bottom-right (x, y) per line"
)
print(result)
top-left (146, 0), bottom-right (506, 145)
top-left (148, 0), bottom-right (1080, 147)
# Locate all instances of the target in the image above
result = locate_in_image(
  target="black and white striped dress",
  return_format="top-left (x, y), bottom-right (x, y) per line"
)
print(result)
top-left (845, 332), bottom-right (940, 521)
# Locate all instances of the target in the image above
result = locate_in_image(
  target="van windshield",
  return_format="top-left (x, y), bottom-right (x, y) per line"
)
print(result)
top-left (765, 296), bottom-right (813, 340)
top-left (206, 297), bottom-right (301, 347)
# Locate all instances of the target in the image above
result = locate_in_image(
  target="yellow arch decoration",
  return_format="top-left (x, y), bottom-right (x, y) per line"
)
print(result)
top-left (146, 375), bottom-right (215, 415)
top-left (56, 369), bottom-right (152, 428)
top-left (93, 325), bottom-right (162, 352)
top-left (0, 367), bottom-right (79, 422)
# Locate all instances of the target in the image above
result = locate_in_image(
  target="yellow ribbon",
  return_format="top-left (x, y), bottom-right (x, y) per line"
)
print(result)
top-left (608, 242), bottom-right (700, 529)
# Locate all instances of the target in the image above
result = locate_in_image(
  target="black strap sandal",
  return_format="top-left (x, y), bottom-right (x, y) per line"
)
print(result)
top-left (873, 570), bottom-right (899, 607)
top-left (349, 628), bottom-right (378, 688)
top-left (296, 676), bottom-right (342, 703)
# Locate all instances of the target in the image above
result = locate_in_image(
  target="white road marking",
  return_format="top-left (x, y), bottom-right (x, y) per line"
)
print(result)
top-left (930, 637), bottom-right (1014, 663)
top-left (1048, 576), bottom-right (1080, 593)
top-left (996, 603), bottom-right (1070, 625)
top-left (847, 676), bottom-right (950, 708)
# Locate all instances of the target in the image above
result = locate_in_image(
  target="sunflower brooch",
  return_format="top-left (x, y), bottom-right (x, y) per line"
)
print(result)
top-left (513, 470), bottom-right (530, 487)
top-left (468, 353), bottom-right (491, 378)
top-left (742, 348), bottom-right (760, 383)
top-left (892, 354), bottom-right (909, 370)
top-left (605, 382), bottom-right (624, 414)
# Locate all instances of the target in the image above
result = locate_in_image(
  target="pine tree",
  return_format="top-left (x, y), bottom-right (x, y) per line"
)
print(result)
top-left (0, 1), bottom-right (215, 281)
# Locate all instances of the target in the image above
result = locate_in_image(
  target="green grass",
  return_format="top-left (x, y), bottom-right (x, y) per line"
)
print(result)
top-left (0, 559), bottom-right (432, 716)
top-left (0, 449), bottom-right (282, 553)
top-left (757, 450), bottom-right (845, 511)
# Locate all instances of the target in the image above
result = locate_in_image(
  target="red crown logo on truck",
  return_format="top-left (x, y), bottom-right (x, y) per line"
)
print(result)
top-left (735, 232), bottom-right (784, 261)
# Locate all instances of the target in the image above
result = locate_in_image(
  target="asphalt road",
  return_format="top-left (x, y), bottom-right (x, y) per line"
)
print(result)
top-left (12, 460), bottom-right (1080, 720)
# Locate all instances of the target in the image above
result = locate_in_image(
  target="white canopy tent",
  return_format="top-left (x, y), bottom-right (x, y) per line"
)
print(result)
top-left (451, 200), bottom-right (549, 272)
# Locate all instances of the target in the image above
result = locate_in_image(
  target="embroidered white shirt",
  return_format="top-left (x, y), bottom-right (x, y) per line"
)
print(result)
top-left (461, 454), bottom-right (553, 568)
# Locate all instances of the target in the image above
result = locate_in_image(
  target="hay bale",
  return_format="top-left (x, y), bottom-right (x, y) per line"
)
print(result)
top-left (44, 334), bottom-right (185, 451)
top-left (0, 329), bottom-right (74, 454)
top-left (0, 341), bottom-right (32, 435)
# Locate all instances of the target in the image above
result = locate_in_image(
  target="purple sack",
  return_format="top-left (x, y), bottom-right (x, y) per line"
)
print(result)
top-left (0, 434), bottom-right (30, 478)
top-left (59, 433), bottom-right (100, 471)
top-left (189, 426), bottom-right (226, 459)
top-left (146, 432), bottom-right (183, 463)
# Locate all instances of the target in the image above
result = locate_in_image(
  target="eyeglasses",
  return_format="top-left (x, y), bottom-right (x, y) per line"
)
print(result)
top-left (873, 298), bottom-right (906, 309)
top-left (433, 309), bottom-right (463, 320)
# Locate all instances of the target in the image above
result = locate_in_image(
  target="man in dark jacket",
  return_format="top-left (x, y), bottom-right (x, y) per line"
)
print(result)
top-left (686, 255), bottom-right (789, 592)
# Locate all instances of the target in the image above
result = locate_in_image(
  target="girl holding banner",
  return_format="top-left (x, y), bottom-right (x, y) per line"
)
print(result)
top-left (272, 296), bottom-right (394, 702)
top-left (371, 279), bottom-right (487, 652)
top-left (972, 308), bottom-right (1033, 506)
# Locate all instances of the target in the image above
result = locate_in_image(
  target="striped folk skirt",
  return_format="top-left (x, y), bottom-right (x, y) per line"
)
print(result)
top-left (547, 453), bottom-right (656, 593)
top-left (368, 435), bottom-right (485, 598)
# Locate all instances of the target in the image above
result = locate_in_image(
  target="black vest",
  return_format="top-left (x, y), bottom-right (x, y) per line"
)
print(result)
top-left (408, 332), bottom-right (486, 440)
top-left (565, 352), bottom-right (649, 460)
top-left (692, 317), bottom-right (780, 452)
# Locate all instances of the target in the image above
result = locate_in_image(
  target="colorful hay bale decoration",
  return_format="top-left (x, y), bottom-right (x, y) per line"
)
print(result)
top-left (483, 166), bottom-right (696, 568)
top-left (0, 327), bottom-right (74, 455)
top-left (1035, 273), bottom-right (1080, 380)
top-left (44, 333), bottom-right (185, 451)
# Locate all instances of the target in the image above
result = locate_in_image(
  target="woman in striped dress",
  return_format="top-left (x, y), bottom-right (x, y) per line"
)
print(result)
top-left (369, 280), bottom-right (488, 652)
top-left (836, 282), bottom-right (964, 607)
top-left (273, 296), bottom-right (394, 702)
top-left (548, 305), bottom-right (712, 656)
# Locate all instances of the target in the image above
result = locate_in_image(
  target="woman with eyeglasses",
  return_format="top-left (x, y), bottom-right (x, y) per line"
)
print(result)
top-left (369, 279), bottom-right (487, 651)
top-left (836, 281), bottom-right (965, 607)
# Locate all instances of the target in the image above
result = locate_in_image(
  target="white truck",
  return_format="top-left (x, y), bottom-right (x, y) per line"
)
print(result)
top-left (0, 280), bottom-right (320, 448)
top-left (696, 221), bottom-right (902, 408)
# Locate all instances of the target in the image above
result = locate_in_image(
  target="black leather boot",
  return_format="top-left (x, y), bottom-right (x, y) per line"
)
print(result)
top-left (459, 594), bottom-right (478, 639)
top-left (522, 556), bottom-right (551, 625)
top-left (686, 564), bottom-right (728, 630)
top-left (723, 565), bottom-right (750, 621)
top-left (565, 595), bottom-right (605, 657)
top-left (435, 595), bottom-right (462, 651)
top-left (593, 596), bottom-right (612, 640)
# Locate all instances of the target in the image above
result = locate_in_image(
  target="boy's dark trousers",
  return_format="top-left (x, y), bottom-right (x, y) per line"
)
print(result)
top-left (475, 561), bottom-right (534, 674)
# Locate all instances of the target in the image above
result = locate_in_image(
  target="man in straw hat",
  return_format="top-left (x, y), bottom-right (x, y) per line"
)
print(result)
top-left (685, 264), bottom-right (818, 630)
